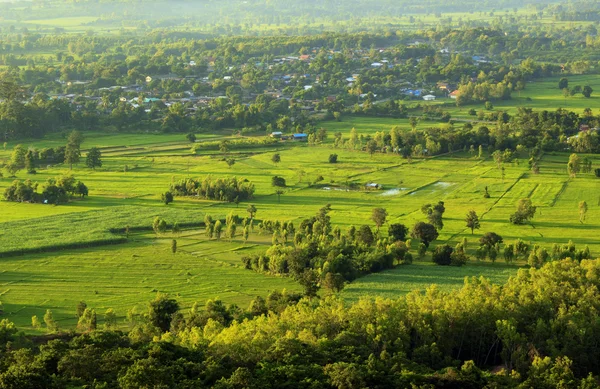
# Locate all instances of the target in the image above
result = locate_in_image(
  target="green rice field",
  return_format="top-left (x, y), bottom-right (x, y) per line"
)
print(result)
top-left (0, 122), bottom-right (599, 331)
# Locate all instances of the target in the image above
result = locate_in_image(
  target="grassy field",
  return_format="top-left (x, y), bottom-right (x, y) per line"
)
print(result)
top-left (0, 125), bottom-right (599, 331)
top-left (0, 232), bottom-right (299, 332)
top-left (342, 260), bottom-right (522, 302)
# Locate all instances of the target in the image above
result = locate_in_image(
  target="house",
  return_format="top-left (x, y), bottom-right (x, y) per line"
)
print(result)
top-left (292, 133), bottom-right (308, 141)
top-left (449, 90), bottom-right (460, 99)
top-left (270, 132), bottom-right (283, 138)
top-left (371, 62), bottom-right (383, 68)
top-left (365, 183), bottom-right (383, 190)
top-left (580, 124), bottom-right (590, 132)
top-left (423, 95), bottom-right (436, 101)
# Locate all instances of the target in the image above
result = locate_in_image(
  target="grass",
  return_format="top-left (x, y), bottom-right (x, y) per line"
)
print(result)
top-left (0, 235), bottom-right (299, 332)
top-left (342, 260), bottom-right (522, 303)
top-left (0, 127), bottom-right (599, 330)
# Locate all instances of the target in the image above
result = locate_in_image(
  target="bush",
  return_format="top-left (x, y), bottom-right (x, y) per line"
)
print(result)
top-left (271, 176), bottom-right (286, 187)
top-left (432, 244), bottom-right (453, 266)
top-left (328, 154), bottom-right (338, 163)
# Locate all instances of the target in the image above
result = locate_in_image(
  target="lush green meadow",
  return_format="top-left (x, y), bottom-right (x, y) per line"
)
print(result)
top-left (0, 124), bottom-right (599, 330)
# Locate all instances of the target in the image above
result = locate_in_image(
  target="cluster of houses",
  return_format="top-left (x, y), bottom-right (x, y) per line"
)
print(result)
top-left (45, 45), bottom-right (490, 113)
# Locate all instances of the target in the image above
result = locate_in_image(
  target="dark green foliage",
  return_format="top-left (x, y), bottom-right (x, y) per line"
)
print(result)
top-left (432, 244), bottom-right (453, 265)
top-left (170, 176), bottom-right (254, 202)
top-left (85, 147), bottom-right (102, 170)
top-left (388, 223), bottom-right (408, 242)
top-left (558, 77), bottom-right (569, 90)
top-left (480, 232), bottom-right (503, 248)
top-left (510, 198), bottom-right (537, 225)
top-left (148, 293), bottom-right (179, 332)
top-left (328, 153), bottom-right (338, 163)
top-left (186, 133), bottom-right (196, 143)
top-left (411, 222), bottom-right (439, 247)
top-left (357, 225), bottom-right (374, 245)
top-left (271, 176), bottom-right (286, 187)
top-left (161, 191), bottom-right (174, 205)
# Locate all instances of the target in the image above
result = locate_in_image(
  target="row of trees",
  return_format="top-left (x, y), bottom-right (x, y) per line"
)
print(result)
top-left (2, 131), bottom-right (97, 176)
top-left (169, 176), bottom-right (255, 203)
top-left (3, 175), bottom-right (88, 204)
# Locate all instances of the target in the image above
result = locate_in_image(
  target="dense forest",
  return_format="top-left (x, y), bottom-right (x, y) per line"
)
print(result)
top-left (0, 259), bottom-right (599, 388)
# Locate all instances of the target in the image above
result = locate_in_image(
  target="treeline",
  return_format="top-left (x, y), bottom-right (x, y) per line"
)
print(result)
top-left (3, 175), bottom-right (88, 204)
top-left (1, 258), bottom-right (600, 387)
top-left (169, 176), bottom-right (255, 203)
top-left (334, 107), bottom-right (600, 159)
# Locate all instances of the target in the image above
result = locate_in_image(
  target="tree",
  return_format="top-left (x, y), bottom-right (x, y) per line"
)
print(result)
top-left (104, 308), bottom-right (117, 330)
top-left (25, 150), bottom-right (36, 174)
top-left (161, 191), bottom-right (174, 205)
top-left (328, 154), bottom-right (338, 163)
top-left (558, 77), bottom-right (569, 90)
top-left (246, 204), bottom-right (257, 218)
top-left (568, 153), bottom-right (581, 177)
top-left (171, 239), bottom-right (177, 253)
top-left (6, 144), bottom-right (26, 176)
top-left (323, 272), bottom-right (345, 293)
top-left (219, 140), bottom-right (229, 153)
top-left (226, 222), bottom-right (237, 240)
top-left (371, 208), bottom-right (387, 231)
top-left (421, 201), bottom-right (445, 231)
top-left (214, 220), bottom-right (223, 239)
top-left (225, 158), bottom-right (236, 168)
top-left (186, 133), bottom-right (196, 143)
top-left (432, 244), bottom-right (453, 266)
top-left (64, 131), bottom-right (84, 170)
top-left (243, 226), bottom-right (250, 243)
top-left (510, 198), bottom-right (537, 225)
top-left (582, 85), bottom-right (593, 98)
top-left (388, 223), bottom-right (408, 242)
top-left (366, 140), bottom-right (377, 157)
top-left (480, 232), bottom-right (503, 249)
top-left (271, 176), bottom-right (286, 187)
top-left (410, 222), bottom-right (439, 247)
top-left (85, 147), bottom-right (102, 170)
top-left (357, 225), bottom-right (375, 246)
top-left (44, 309), bottom-right (58, 333)
top-left (579, 201), bottom-right (588, 223)
top-left (172, 222), bottom-right (180, 236)
top-left (275, 189), bottom-right (284, 203)
top-left (409, 116), bottom-right (418, 130)
top-left (77, 308), bottom-right (97, 332)
top-left (76, 301), bottom-right (87, 318)
top-left (153, 217), bottom-right (167, 234)
top-left (465, 210), bottom-right (480, 234)
top-left (298, 269), bottom-right (320, 297)
top-left (148, 293), bottom-right (179, 332)
top-left (271, 153), bottom-right (281, 164)
top-left (31, 315), bottom-right (41, 329)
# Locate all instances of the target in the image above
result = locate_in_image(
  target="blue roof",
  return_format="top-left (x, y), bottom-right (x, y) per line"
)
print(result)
top-left (293, 133), bottom-right (308, 137)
